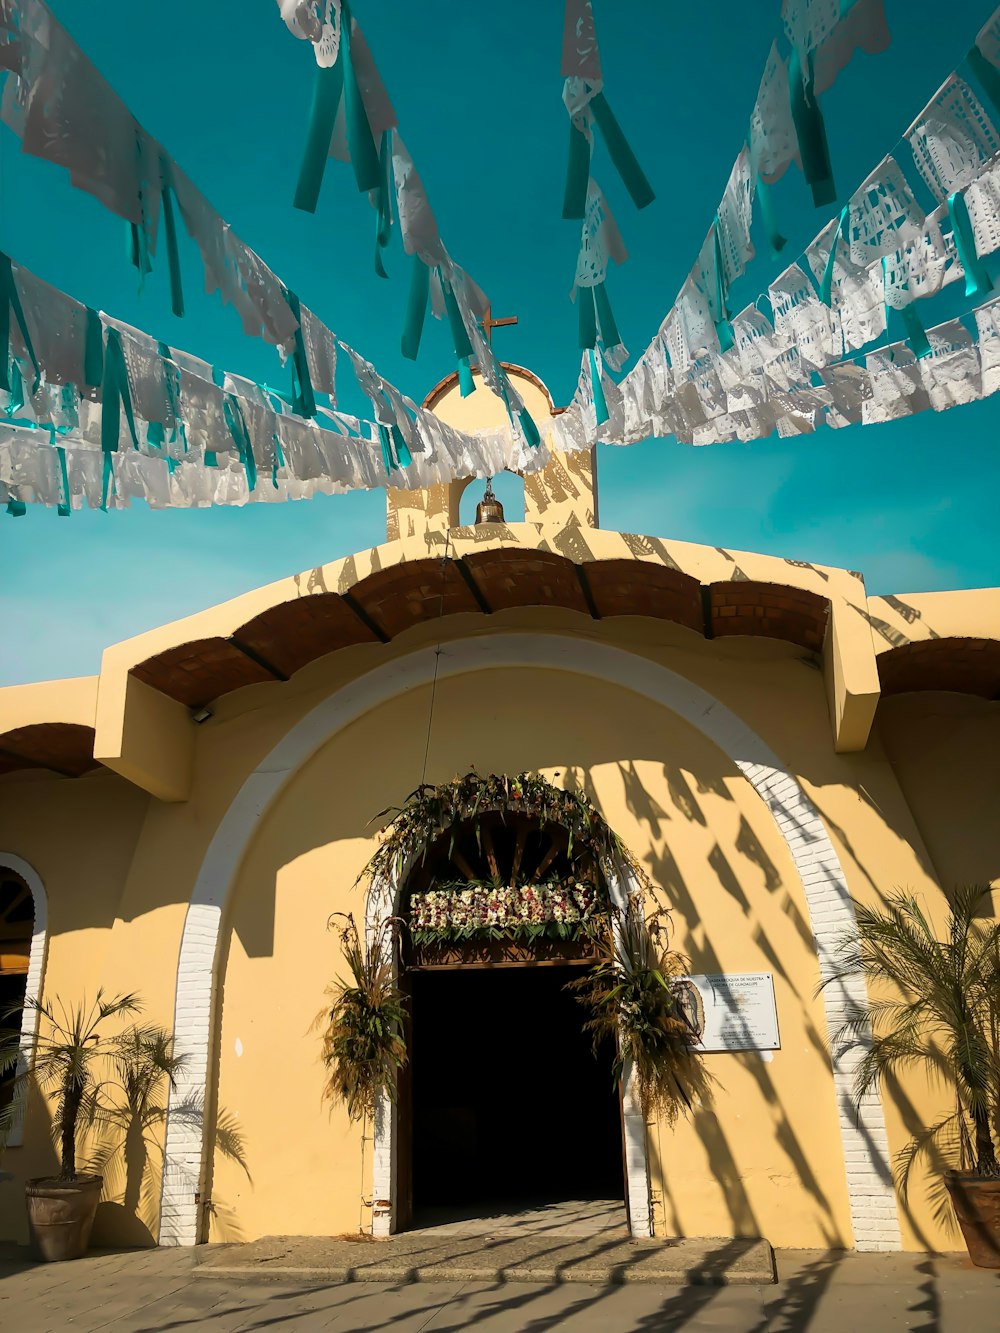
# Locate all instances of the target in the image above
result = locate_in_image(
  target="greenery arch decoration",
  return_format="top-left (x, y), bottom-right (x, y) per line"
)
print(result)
top-left (357, 770), bottom-right (648, 894)
top-left (319, 770), bottom-right (709, 1123)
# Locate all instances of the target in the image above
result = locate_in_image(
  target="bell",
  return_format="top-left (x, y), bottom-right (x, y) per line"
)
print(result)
top-left (475, 479), bottom-right (505, 525)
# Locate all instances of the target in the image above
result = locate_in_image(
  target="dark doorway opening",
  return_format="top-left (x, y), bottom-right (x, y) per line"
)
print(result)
top-left (409, 963), bottom-right (624, 1223)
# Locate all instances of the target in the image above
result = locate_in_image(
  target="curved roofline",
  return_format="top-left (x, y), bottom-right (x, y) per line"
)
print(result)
top-left (422, 362), bottom-right (565, 415)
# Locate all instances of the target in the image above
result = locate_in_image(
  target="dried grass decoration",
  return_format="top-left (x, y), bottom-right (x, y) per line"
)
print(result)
top-left (568, 895), bottom-right (711, 1123)
top-left (317, 913), bottom-right (407, 1122)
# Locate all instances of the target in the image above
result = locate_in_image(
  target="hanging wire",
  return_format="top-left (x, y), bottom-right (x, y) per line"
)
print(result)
top-left (420, 528), bottom-right (452, 785)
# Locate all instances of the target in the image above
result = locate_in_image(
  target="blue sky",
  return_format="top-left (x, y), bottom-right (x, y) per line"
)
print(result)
top-left (1, 0), bottom-right (999, 685)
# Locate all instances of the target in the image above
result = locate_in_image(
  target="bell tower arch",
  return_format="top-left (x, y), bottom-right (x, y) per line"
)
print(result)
top-left (385, 363), bottom-right (598, 542)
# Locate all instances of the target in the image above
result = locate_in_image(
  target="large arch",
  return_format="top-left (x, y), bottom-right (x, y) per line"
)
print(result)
top-left (158, 633), bottom-right (902, 1251)
top-left (0, 853), bottom-right (49, 1148)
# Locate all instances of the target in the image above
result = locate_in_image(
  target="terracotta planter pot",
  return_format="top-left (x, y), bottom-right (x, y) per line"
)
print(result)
top-left (25, 1175), bottom-right (103, 1262)
top-left (945, 1171), bottom-right (1000, 1268)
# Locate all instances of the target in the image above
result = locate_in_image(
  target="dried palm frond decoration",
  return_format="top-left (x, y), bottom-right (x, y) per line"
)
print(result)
top-left (568, 895), bottom-right (711, 1122)
top-left (316, 914), bottom-right (407, 1122)
top-left (356, 770), bottom-right (648, 892)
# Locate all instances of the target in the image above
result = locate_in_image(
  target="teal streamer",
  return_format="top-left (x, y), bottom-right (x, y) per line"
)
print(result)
top-left (562, 120), bottom-right (591, 220)
top-left (157, 340), bottom-right (186, 448)
top-left (898, 301), bottom-right (932, 360)
top-left (589, 93), bottom-right (654, 209)
top-left (4, 363), bottom-right (24, 417)
top-left (294, 57), bottom-right (345, 212)
top-left (56, 444), bottom-right (70, 517)
top-left (6, 498), bottom-right (26, 517)
top-left (224, 392), bottom-right (257, 490)
top-left (161, 173), bottom-right (185, 318)
top-left (390, 423), bottom-right (412, 468)
top-left (100, 450), bottom-right (115, 511)
top-left (147, 421), bottom-right (165, 448)
top-left (518, 408), bottom-right (541, 449)
top-left (820, 204), bottom-right (851, 306)
top-left (100, 327), bottom-right (140, 454)
top-left (84, 308), bottom-right (105, 387)
top-left (272, 433), bottom-right (285, 489)
top-left (284, 288), bottom-right (317, 418)
top-left (401, 256), bottom-right (429, 360)
top-left (578, 287), bottom-right (597, 350)
top-left (967, 44), bottom-right (1000, 120)
top-left (0, 252), bottom-right (40, 392)
top-left (341, 5), bottom-right (381, 193)
top-left (377, 390), bottom-right (413, 467)
top-left (441, 274), bottom-right (474, 360)
top-left (458, 354), bottom-right (475, 397)
top-left (128, 222), bottom-right (152, 280)
top-left (712, 223), bottom-right (734, 352)
top-left (593, 281), bottom-right (620, 349)
top-left (948, 190), bottom-right (994, 300)
top-left (376, 422), bottom-right (396, 474)
top-left (204, 451), bottom-right (218, 467)
top-left (756, 174), bottom-right (787, 257)
top-left (589, 348), bottom-right (609, 425)
top-left (788, 47), bottom-right (837, 207)
top-left (374, 130), bottom-right (393, 278)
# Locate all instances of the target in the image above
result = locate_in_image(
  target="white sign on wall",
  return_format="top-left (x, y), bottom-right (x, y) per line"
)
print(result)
top-left (686, 972), bottom-right (780, 1052)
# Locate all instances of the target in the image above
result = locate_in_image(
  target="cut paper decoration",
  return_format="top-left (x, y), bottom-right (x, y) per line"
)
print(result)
top-left (906, 75), bottom-right (1000, 202)
top-left (560, 0), bottom-right (654, 219)
top-left (783, 0), bottom-right (891, 98)
top-left (749, 43), bottom-right (800, 185)
top-left (277, 0), bottom-right (343, 67)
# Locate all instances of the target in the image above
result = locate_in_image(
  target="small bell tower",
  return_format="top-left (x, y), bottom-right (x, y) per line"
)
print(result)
top-left (385, 362), bottom-right (598, 543)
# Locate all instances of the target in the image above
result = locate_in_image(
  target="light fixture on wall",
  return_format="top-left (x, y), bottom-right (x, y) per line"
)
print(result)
top-left (191, 706), bottom-right (213, 724)
top-left (475, 477), bottom-right (504, 525)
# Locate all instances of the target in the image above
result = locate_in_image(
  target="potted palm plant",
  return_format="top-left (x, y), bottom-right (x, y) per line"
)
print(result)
top-left (0, 990), bottom-right (167, 1261)
top-left (825, 885), bottom-right (1000, 1267)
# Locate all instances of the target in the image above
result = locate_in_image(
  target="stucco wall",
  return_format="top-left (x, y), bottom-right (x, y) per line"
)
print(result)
top-left (876, 693), bottom-right (1000, 890)
top-left (0, 612), bottom-right (982, 1253)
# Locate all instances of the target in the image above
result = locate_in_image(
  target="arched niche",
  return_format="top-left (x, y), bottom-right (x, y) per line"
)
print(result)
top-left (0, 854), bottom-right (48, 1147)
top-left (456, 471), bottom-right (526, 525)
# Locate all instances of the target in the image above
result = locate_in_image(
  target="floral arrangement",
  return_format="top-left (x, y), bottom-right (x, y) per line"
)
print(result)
top-left (409, 878), bottom-right (603, 945)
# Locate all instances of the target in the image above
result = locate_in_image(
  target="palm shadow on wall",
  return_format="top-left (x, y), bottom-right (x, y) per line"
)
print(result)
top-left (85, 1029), bottom-right (250, 1248)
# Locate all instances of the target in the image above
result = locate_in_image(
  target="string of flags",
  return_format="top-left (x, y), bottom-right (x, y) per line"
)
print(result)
top-left (3, 0), bottom-right (1000, 516)
top-left (277, 0), bottom-right (543, 453)
top-left (552, 10), bottom-right (1000, 452)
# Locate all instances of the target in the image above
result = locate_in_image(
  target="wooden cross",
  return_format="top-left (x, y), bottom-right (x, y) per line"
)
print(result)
top-left (481, 303), bottom-right (518, 345)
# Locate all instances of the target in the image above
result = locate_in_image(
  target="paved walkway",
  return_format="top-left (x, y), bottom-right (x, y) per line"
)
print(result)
top-left (0, 1246), bottom-right (998, 1332)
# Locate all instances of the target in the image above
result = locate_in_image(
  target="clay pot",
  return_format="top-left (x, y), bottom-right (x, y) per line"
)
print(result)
top-left (25, 1175), bottom-right (103, 1262)
top-left (945, 1171), bottom-right (1000, 1268)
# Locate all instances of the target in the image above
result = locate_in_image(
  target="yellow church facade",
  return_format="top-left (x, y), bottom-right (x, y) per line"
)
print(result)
top-left (1, 367), bottom-right (999, 1255)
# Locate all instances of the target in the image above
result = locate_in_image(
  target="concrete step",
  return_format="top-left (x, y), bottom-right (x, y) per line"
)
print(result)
top-left (193, 1231), bottom-right (777, 1286)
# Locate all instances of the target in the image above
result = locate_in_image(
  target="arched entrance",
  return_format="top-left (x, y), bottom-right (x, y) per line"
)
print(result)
top-left (361, 770), bottom-right (656, 1238)
top-left (395, 806), bottom-right (625, 1230)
